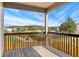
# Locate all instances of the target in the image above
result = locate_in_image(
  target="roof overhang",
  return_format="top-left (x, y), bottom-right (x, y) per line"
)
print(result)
top-left (3, 2), bottom-right (67, 13)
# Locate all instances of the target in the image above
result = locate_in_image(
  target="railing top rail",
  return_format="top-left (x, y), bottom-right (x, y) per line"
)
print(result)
top-left (4, 32), bottom-right (45, 35)
top-left (4, 32), bottom-right (79, 37)
top-left (48, 32), bottom-right (79, 37)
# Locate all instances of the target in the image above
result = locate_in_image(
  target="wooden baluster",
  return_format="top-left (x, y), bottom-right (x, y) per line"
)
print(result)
top-left (73, 37), bottom-right (75, 57)
top-left (67, 36), bottom-right (69, 54)
top-left (21, 34), bottom-right (22, 48)
top-left (59, 34), bottom-right (60, 51)
top-left (64, 35), bottom-right (66, 53)
top-left (23, 34), bottom-right (24, 48)
top-left (17, 34), bottom-right (19, 50)
top-left (58, 35), bottom-right (60, 50)
top-left (62, 34), bottom-right (63, 51)
top-left (68, 36), bottom-right (69, 54)
top-left (54, 35), bottom-right (57, 48)
top-left (66, 35), bottom-right (68, 54)
top-left (53, 34), bottom-right (55, 48)
top-left (7, 35), bottom-right (8, 51)
top-left (76, 37), bottom-right (78, 57)
top-left (71, 36), bottom-right (73, 56)
top-left (60, 34), bottom-right (61, 51)
top-left (63, 35), bottom-right (65, 52)
top-left (10, 34), bottom-right (13, 51)
top-left (16, 34), bottom-right (17, 50)
top-left (62, 35), bottom-right (64, 51)
top-left (8, 34), bottom-right (10, 51)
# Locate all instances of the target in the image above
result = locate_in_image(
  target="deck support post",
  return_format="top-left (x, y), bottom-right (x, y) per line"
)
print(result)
top-left (45, 13), bottom-right (48, 46)
top-left (0, 2), bottom-right (4, 57)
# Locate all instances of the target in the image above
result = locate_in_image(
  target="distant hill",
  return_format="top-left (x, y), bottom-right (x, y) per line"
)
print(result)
top-left (5, 25), bottom-right (44, 28)
top-left (5, 25), bottom-right (58, 33)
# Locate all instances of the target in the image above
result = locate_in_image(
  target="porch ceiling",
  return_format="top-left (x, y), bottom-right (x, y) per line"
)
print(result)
top-left (4, 2), bottom-right (67, 13)
top-left (17, 2), bottom-right (54, 8)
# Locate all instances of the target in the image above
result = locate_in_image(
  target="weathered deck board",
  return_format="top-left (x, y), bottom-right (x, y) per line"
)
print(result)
top-left (3, 46), bottom-right (61, 57)
top-left (29, 47), bottom-right (42, 57)
top-left (33, 46), bottom-right (58, 57)
top-left (24, 48), bottom-right (35, 57)
top-left (44, 46), bottom-right (71, 57)
top-left (3, 47), bottom-right (42, 57)
top-left (21, 48), bottom-right (29, 57)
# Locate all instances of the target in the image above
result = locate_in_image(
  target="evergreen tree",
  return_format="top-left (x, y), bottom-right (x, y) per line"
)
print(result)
top-left (59, 17), bottom-right (76, 33)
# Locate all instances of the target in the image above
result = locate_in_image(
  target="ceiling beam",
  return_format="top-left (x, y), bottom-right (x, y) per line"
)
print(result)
top-left (3, 2), bottom-right (68, 13)
top-left (47, 2), bottom-right (68, 13)
top-left (3, 2), bottom-right (47, 13)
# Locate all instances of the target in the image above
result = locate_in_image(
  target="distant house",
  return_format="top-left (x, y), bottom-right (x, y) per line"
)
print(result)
top-left (35, 30), bottom-right (42, 32)
top-left (76, 23), bottom-right (79, 33)
top-left (25, 28), bottom-right (28, 30)
top-left (48, 27), bottom-right (59, 32)
top-left (6, 28), bottom-right (12, 33)
top-left (5, 27), bottom-right (17, 33)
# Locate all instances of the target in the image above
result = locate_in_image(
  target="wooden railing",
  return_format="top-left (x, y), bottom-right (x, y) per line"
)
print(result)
top-left (48, 32), bottom-right (79, 57)
top-left (4, 32), bottom-right (46, 51)
top-left (4, 32), bottom-right (79, 57)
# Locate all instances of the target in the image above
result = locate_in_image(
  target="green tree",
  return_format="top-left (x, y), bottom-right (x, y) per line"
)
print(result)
top-left (59, 17), bottom-right (76, 33)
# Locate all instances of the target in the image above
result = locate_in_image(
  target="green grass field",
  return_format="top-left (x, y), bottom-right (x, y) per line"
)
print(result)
top-left (4, 36), bottom-right (22, 43)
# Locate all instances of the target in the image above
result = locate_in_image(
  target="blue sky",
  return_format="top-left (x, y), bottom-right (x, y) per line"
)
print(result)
top-left (4, 2), bottom-right (79, 27)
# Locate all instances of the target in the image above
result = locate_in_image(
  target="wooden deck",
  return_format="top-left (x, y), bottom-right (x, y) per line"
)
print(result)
top-left (3, 46), bottom-right (71, 57)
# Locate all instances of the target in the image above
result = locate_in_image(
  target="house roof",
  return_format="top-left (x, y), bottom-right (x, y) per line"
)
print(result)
top-left (4, 2), bottom-right (67, 13)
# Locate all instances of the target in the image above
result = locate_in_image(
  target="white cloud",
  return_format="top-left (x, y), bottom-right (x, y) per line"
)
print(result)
top-left (4, 15), bottom-right (44, 26)
top-left (31, 12), bottom-right (44, 22)
top-left (48, 14), bottom-right (67, 27)
top-left (57, 14), bottom-right (67, 22)
top-left (4, 8), bottom-right (45, 26)
top-left (70, 10), bottom-right (79, 23)
top-left (56, 8), bottom-right (68, 17)
top-left (5, 8), bottom-right (24, 17)
top-left (8, 8), bottom-right (20, 12)
top-left (56, 4), bottom-right (77, 18)
top-left (48, 18), bottom-right (59, 27)
top-left (71, 11), bottom-right (79, 18)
